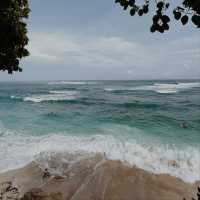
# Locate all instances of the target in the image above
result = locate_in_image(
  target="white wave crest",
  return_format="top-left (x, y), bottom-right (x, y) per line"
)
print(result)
top-left (49, 90), bottom-right (78, 95)
top-left (24, 93), bottom-right (77, 103)
top-left (0, 130), bottom-right (199, 183)
top-left (48, 81), bottom-right (97, 85)
top-left (10, 95), bottom-right (21, 100)
top-left (104, 82), bottom-right (200, 94)
top-left (151, 82), bottom-right (200, 94)
top-left (104, 88), bottom-right (120, 92)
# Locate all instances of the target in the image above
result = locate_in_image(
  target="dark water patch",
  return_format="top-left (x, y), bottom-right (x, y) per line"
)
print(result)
top-left (104, 89), bottom-right (129, 94)
top-left (61, 99), bottom-right (168, 111)
top-left (182, 102), bottom-right (200, 108)
top-left (42, 112), bottom-right (63, 119)
top-left (117, 101), bottom-right (162, 109)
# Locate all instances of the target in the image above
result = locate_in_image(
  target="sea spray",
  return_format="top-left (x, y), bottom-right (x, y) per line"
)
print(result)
top-left (0, 129), bottom-right (199, 183)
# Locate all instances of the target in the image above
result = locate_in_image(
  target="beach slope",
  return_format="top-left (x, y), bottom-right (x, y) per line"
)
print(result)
top-left (0, 153), bottom-right (198, 200)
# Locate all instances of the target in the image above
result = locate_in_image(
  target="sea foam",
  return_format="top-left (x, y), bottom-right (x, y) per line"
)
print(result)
top-left (23, 91), bottom-right (79, 103)
top-left (0, 128), bottom-right (199, 183)
top-left (104, 82), bottom-right (200, 94)
top-left (48, 81), bottom-right (97, 85)
top-left (49, 90), bottom-right (78, 95)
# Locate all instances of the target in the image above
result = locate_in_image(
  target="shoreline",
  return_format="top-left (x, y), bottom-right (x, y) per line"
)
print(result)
top-left (1, 132), bottom-right (199, 184)
top-left (0, 153), bottom-right (199, 200)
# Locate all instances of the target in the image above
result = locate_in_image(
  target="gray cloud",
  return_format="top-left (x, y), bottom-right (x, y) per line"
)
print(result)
top-left (0, 32), bottom-right (199, 81)
top-left (25, 32), bottom-right (200, 79)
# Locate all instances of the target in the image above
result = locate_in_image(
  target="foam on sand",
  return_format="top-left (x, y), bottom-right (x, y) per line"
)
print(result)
top-left (0, 128), bottom-right (199, 183)
top-left (0, 153), bottom-right (196, 200)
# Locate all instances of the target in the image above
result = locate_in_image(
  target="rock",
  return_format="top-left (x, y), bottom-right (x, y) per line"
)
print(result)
top-left (168, 160), bottom-right (180, 168)
top-left (0, 153), bottom-right (197, 200)
top-left (21, 188), bottom-right (62, 200)
top-left (0, 182), bottom-right (19, 200)
top-left (42, 169), bottom-right (51, 180)
top-left (0, 181), bottom-right (12, 194)
top-left (53, 175), bottom-right (65, 181)
top-left (180, 122), bottom-right (188, 129)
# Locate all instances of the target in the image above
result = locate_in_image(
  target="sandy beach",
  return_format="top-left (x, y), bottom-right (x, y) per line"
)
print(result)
top-left (0, 153), bottom-right (199, 200)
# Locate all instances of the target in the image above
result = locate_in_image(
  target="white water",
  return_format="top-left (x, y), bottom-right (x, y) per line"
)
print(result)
top-left (49, 90), bottom-right (78, 95)
top-left (0, 128), bottom-right (199, 183)
top-left (48, 81), bottom-right (97, 85)
top-left (23, 91), bottom-right (79, 103)
top-left (104, 82), bottom-right (200, 94)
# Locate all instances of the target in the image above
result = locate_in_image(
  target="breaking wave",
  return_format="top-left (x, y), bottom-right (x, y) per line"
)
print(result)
top-left (9, 91), bottom-right (79, 103)
top-left (104, 82), bottom-right (200, 94)
top-left (48, 81), bottom-right (97, 85)
top-left (0, 127), bottom-right (199, 183)
top-left (10, 95), bottom-right (21, 100)
top-left (24, 91), bottom-right (79, 103)
top-left (49, 90), bottom-right (78, 95)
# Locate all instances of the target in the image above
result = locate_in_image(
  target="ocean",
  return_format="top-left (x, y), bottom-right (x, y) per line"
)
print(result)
top-left (0, 80), bottom-right (199, 183)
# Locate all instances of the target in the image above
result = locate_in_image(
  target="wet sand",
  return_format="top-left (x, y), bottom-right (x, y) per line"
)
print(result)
top-left (0, 153), bottom-right (199, 200)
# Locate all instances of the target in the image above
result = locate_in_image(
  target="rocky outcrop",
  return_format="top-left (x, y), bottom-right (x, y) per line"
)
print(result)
top-left (0, 153), bottom-right (198, 200)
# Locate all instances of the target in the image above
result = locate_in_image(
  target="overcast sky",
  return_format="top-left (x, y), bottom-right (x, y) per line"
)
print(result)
top-left (0, 0), bottom-right (200, 81)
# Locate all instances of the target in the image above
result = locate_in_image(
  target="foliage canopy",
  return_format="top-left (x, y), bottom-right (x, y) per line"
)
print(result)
top-left (115, 0), bottom-right (200, 33)
top-left (0, 0), bottom-right (30, 73)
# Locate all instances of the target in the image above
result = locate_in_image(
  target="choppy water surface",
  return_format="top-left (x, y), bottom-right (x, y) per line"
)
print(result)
top-left (0, 80), bottom-right (200, 182)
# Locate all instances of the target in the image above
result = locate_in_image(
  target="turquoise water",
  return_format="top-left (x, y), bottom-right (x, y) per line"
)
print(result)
top-left (0, 80), bottom-right (200, 182)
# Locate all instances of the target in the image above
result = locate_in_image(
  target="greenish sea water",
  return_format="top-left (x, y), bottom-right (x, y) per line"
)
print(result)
top-left (0, 80), bottom-right (199, 182)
